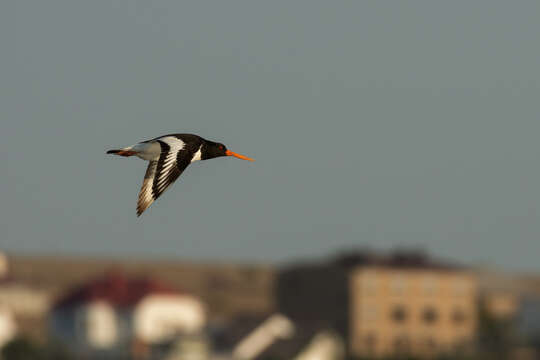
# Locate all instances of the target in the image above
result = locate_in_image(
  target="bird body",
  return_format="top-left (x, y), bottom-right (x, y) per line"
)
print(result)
top-left (107, 133), bottom-right (253, 216)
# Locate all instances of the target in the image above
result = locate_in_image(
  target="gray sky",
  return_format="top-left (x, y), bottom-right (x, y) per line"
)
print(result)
top-left (3, 1), bottom-right (540, 270)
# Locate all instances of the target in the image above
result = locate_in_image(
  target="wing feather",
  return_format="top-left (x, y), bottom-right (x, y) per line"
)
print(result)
top-left (136, 136), bottom-right (194, 216)
top-left (137, 160), bottom-right (158, 216)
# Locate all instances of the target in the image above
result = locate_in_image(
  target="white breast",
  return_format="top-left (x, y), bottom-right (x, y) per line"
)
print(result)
top-left (131, 142), bottom-right (162, 161)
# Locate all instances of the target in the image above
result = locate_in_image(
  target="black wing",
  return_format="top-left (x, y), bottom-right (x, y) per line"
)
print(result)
top-left (136, 137), bottom-right (195, 216)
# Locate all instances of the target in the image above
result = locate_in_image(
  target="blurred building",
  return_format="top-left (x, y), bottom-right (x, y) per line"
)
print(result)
top-left (476, 270), bottom-right (524, 321)
top-left (8, 254), bottom-right (274, 323)
top-left (484, 291), bottom-right (519, 320)
top-left (349, 262), bottom-right (477, 358)
top-left (476, 268), bottom-right (540, 358)
top-left (278, 250), bottom-right (478, 358)
top-left (0, 252), bottom-right (51, 343)
top-left (0, 252), bottom-right (8, 279)
top-left (164, 333), bottom-right (211, 360)
top-left (0, 280), bottom-right (50, 342)
top-left (515, 297), bottom-right (540, 344)
top-left (49, 269), bottom-right (206, 357)
top-left (0, 305), bottom-right (17, 348)
top-left (0, 252), bottom-right (274, 343)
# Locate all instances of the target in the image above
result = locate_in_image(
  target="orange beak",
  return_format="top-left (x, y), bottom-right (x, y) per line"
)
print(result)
top-left (226, 150), bottom-right (255, 161)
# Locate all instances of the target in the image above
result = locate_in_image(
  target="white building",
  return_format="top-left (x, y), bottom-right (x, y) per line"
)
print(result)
top-left (49, 270), bottom-right (206, 356)
top-left (0, 282), bottom-right (50, 318)
top-left (0, 305), bottom-right (16, 348)
top-left (0, 251), bottom-right (48, 348)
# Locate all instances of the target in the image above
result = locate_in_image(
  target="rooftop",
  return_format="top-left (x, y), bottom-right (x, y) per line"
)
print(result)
top-left (53, 269), bottom-right (179, 308)
top-left (332, 249), bottom-right (462, 271)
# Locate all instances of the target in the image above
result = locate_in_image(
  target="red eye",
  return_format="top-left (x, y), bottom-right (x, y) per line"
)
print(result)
top-left (219, 145), bottom-right (224, 150)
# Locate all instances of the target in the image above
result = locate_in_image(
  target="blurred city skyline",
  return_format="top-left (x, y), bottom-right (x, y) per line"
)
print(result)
top-left (3, 1), bottom-right (540, 271)
top-left (1, 248), bottom-right (536, 359)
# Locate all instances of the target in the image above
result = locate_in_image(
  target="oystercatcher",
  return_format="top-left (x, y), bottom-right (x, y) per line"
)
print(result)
top-left (107, 133), bottom-right (254, 216)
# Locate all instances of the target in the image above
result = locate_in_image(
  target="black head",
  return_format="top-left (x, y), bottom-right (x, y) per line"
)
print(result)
top-left (202, 140), bottom-right (254, 161)
top-left (203, 141), bottom-right (228, 159)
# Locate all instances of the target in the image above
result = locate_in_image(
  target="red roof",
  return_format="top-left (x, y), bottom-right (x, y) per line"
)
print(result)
top-left (53, 269), bottom-right (179, 308)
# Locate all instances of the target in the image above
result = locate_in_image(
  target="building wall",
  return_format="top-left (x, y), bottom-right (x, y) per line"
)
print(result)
top-left (0, 284), bottom-right (50, 318)
top-left (484, 292), bottom-right (519, 320)
top-left (85, 301), bottom-right (119, 349)
top-left (49, 302), bottom-right (123, 352)
top-left (0, 283), bottom-right (51, 341)
top-left (0, 252), bottom-right (8, 279)
top-left (349, 266), bottom-right (477, 358)
top-left (134, 294), bottom-right (206, 343)
top-left (276, 265), bottom-right (349, 336)
top-left (0, 306), bottom-right (17, 348)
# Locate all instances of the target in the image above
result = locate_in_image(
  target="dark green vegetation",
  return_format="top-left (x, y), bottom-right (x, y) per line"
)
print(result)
top-left (1, 336), bottom-right (72, 360)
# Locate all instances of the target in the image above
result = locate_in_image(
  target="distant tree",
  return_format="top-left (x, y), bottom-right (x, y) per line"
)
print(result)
top-left (1, 337), bottom-right (41, 360)
top-left (1, 336), bottom-right (73, 360)
top-left (476, 299), bottom-right (516, 360)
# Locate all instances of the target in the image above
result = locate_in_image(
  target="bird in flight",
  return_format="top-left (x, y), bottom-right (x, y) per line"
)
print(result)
top-left (107, 133), bottom-right (254, 216)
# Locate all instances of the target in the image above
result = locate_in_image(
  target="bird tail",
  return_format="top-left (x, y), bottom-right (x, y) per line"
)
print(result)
top-left (106, 149), bottom-right (137, 157)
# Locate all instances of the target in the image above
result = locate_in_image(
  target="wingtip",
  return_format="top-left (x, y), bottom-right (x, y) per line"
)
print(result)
top-left (136, 205), bottom-right (148, 217)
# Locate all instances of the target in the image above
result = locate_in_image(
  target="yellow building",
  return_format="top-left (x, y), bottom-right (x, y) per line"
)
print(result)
top-left (277, 252), bottom-right (478, 359)
top-left (349, 266), bottom-right (477, 358)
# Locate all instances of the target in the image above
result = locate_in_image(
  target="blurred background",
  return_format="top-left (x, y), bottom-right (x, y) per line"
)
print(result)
top-left (3, 0), bottom-right (540, 359)
top-left (1, 250), bottom-right (539, 360)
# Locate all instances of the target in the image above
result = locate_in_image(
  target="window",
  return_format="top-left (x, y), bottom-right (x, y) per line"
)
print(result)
top-left (393, 335), bottom-right (410, 354)
top-left (424, 337), bottom-right (437, 351)
top-left (422, 306), bottom-right (438, 324)
top-left (364, 333), bottom-right (377, 355)
top-left (391, 305), bottom-right (408, 323)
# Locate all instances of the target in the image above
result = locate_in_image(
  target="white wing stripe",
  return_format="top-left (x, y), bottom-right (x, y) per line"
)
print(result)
top-left (137, 136), bottom-right (198, 216)
top-left (157, 136), bottom-right (185, 184)
top-left (160, 136), bottom-right (186, 150)
top-left (137, 160), bottom-right (158, 216)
